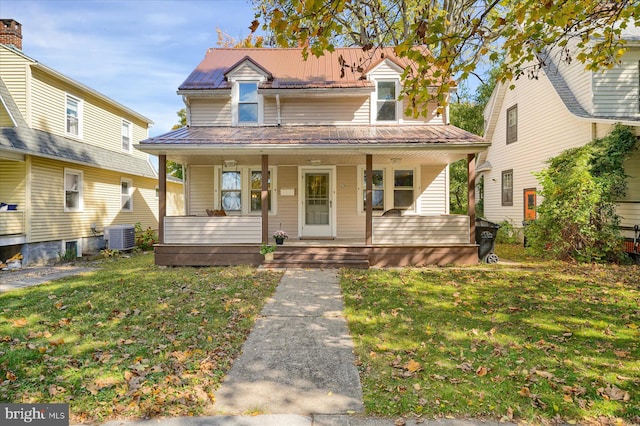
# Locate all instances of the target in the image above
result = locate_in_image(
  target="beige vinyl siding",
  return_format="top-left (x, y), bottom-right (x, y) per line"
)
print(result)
top-left (271, 166), bottom-right (298, 238)
top-left (482, 72), bottom-right (592, 225)
top-left (189, 98), bottom-right (232, 126)
top-left (28, 67), bottom-right (150, 157)
top-left (278, 97), bottom-right (370, 125)
top-left (592, 49), bottom-right (640, 117)
top-left (552, 51), bottom-right (593, 114)
top-left (229, 63), bottom-right (265, 80)
top-left (336, 165), bottom-right (364, 238)
top-left (0, 47), bottom-right (29, 121)
top-left (417, 166), bottom-right (448, 215)
top-left (167, 181), bottom-right (185, 217)
top-left (0, 159), bottom-right (26, 207)
top-left (28, 157), bottom-right (164, 243)
top-left (0, 103), bottom-right (14, 126)
top-left (187, 165), bottom-right (215, 216)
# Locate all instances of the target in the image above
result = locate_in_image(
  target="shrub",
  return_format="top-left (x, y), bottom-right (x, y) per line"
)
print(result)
top-left (496, 219), bottom-right (520, 244)
top-left (134, 222), bottom-right (158, 251)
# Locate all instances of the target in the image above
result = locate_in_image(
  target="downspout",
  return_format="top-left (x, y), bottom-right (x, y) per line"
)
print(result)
top-left (276, 94), bottom-right (281, 126)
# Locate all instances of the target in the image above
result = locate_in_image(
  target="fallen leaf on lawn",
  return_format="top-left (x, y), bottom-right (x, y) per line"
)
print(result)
top-left (626, 323), bottom-right (638, 329)
top-left (404, 359), bottom-right (421, 373)
top-left (6, 371), bottom-right (17, 381)
top-left (598, 385), bottom-right (630, 401)
top-left (394, 418), bottom-right (406, 426)
top-left (519, 387), bottom-right (531, 397)
top-left (413, 383), bottom-right (421, 391)
top-left (11, 318), bottom-right (27, 327)
top-left (613, 350), bottom-right (629, 358)
top-left (476, 366), bottom-right (488, 376)
top-left (431, 374), bottom-right (446, 381)
top-left (535, 370), bottom-right (555, 379)
top-left (563, 394), bottom-right (574, 403)
top-left (457, 362), bottom-right (474, 372)
top-left (48, 384), bottom-right (65, 396)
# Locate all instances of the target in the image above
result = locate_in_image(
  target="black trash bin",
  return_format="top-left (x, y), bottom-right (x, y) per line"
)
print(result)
top-left (475, 218), bottom-right (500, 263)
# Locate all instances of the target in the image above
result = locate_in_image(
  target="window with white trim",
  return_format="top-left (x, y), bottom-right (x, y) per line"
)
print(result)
top-left (65, 94), bottom-right (83, 137)
top-left (376, 80), bottom-right (398, 122)
top-left (250, 169), bottom-right (272, 212)
top-left (502, 169), bottom-right (513, 206)
top-left (64, 168), bottom-right (83, 212)
top-left (506, 105), bottom-right (518, 144)
top-left (238, 82), bottom-right (258, 124)
top-left (358, 166), bottom-right (417, 213)
top-left (121, 178), bottom-right (133, 211)
top-left (122, 120), bottom-right (132, 152)
top-left (221, 170), bottom-right (242, 212)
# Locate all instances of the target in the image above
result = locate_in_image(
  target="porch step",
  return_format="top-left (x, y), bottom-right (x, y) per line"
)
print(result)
top-left (263, 247), bottom-right (369, 269)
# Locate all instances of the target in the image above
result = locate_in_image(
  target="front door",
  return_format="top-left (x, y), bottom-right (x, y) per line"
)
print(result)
top-left (300, 168), bottom-right (335, 238)
top-left (524, 188), bottom-right (537, 221)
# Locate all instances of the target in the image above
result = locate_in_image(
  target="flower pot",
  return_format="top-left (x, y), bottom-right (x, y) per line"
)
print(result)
top-left (264, 252), bottom-right (274, 261)
top-left (275, 237), bottom-right (284, 245)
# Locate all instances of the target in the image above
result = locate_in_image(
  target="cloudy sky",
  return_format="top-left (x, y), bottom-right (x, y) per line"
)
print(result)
top-left (2, 0), bottom-right (260, 136)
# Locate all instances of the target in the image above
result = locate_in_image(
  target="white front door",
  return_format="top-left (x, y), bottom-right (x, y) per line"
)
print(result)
top-left (300, 167), bottom-right (335, 238)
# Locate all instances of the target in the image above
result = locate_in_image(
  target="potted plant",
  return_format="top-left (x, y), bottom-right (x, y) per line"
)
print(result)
top-left (273, 229), bottom-right (288, 245)
top-left (260, 243), bottom-right (276, 261)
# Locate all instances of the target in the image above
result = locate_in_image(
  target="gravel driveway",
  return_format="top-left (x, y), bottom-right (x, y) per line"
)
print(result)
top-left (0, 264), bottom-right (98, 292)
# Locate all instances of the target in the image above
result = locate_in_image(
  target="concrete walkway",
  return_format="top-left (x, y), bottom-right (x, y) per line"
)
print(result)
top-left (213, 268), bottom-right (364, 415)
top-left (0, 265), bottom-right (96, 292)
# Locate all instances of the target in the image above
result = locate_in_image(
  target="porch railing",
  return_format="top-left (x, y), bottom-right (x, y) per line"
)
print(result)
top-left (164, 216), bottom-right (262, 244)
top-left (372, 215), bottom-right (470, 245)
top-left (0, 210), bottom-right (25, 236)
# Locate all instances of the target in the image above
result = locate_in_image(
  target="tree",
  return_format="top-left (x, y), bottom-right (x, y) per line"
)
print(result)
top-left (526, 125), bottom-right (637, 263)
top-left (253, 0), bottom-right (639, 115)
top-left (448, 66), bottom-right (499, 214)
top-left (166, 109), bottom-right (187, 179)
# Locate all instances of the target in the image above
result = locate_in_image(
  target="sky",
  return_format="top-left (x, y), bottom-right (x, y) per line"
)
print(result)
top-left (1, 0), bottom-right (261, 137)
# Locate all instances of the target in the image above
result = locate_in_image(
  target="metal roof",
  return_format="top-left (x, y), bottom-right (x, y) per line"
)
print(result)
top-left (179, 47), bottom-right (426, 91)
top-left (140, 125), bottom-right (485, 148)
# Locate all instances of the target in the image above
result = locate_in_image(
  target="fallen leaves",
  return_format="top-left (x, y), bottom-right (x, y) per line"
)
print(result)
top-left (598, 385), bottom-right (631, 402)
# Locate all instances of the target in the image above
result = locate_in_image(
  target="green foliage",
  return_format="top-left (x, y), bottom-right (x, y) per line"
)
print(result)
top-left (100, 248), bottom-right (121, 258)
top-left (166, 109), bottom-right (188, 180)
top-left (259, 243), bottom-right (276, 255)
top-left (495, 219), bottom-right (520, 244)
top-left (134, 222), bottom-right (158, 251)
top-left (59, 250), bottom-right (76, 263)
top-left (526, 125), bottom-right (637, 263)
top-left (255, 0), bottom-right (639, 114)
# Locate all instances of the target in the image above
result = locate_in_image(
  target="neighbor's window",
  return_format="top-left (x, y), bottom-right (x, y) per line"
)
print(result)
top-left (64, 168), bottom-right (83, 212)
top-left (238, 82), bottom-right (258, 123)
top-left (250, 170), bottom-right (272, 212)
top-left (121, 178), bottom-right (133, 211)
top-left (66, 95), bottom-right (83, 137)
top-left (122, 120), bottom-right (132, 152)
top-left (363, 169), bottom-right (385, 211)
top-left (376, 81), bottom-right (398, 121)
top-left (221, 170), bottom-right (242, 211)
top-left (506, 105), bottom-right (518, 144)
top-left (393, 169), bottom-right (414, 209)
top-left (502, 169), bottom-right (513, 206)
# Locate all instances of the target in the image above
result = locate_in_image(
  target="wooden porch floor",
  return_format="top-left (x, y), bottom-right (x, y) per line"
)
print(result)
top-left (154, 240), bottom-right (479, 268)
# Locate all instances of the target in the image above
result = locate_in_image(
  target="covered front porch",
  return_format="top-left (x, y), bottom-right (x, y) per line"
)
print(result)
top-left (140, 125), bottom-right (487, 268)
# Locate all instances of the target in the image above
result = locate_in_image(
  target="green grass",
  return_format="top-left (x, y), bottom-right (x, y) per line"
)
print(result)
top-left (0, 253), bottom-right (282, 423)
top-left (340, 245), bottom-right (640, 424)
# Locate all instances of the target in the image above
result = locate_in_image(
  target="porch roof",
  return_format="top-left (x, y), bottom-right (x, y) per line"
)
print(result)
top-left (138, 125), bottom-right (487, 154)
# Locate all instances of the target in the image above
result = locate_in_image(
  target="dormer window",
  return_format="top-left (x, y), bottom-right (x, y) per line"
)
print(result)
top-left (238, 82), bottom-right (258, 124)
top-left (376, 80), bottom-right (399, 122)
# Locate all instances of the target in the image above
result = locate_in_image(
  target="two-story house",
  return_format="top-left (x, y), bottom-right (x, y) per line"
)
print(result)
top-left (0, 19), bottom-right (184, 265)
top-left (137, 47), bottom-right (488, 268)
top-left (479, 30), bottom-right (640, 252)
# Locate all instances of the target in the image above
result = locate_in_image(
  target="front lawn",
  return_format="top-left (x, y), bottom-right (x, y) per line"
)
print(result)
top-left (0, 253), bottom-right (282, 423)
top-left (341, 245), bottom-right (639, 424)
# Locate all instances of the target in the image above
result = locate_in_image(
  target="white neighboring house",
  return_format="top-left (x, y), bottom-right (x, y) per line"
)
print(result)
top-left (479, 29), bottom-right (640, 249)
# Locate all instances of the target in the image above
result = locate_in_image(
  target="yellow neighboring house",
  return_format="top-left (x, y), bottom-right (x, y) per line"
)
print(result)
top-left (0, 19), bottom-right (184, 265)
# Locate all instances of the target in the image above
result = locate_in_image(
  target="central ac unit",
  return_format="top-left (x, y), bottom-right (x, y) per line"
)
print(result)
top-left (105, 225), bottom-right (136, 250)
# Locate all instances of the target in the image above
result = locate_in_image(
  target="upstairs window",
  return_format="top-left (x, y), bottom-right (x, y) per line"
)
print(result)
top-left (122, 120), bottom-right (132, 152)
top-left (376, 81), bottom-right (398, 121)
top-left (506, 105), bottom-right (518, 144)
top-left (121, 178), bottom-right (133, 211)
top-left (238, 82), bottom-right (258, 124)
top-left (66, 95), bottom-right (83, 137)
top-left (64, 169), bottom-right (83, 212)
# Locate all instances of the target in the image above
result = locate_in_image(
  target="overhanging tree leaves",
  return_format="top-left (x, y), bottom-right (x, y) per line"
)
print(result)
top-left (253, 0), bottom-right (639, 114)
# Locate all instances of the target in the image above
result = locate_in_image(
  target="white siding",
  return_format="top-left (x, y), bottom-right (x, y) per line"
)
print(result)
top-left (373, 215), bottom-right (469, 244)
top-left (592, 49), bottom-right (640, 118)
top-left (279, 97), bottom-right (370, 125)
top-left (552, 49), bottom-right (594, 114)
top-left (164, 216), bottom-right (261, 244)
top-left (187, 166), bottom-right (215, 215)
top-left (417, 166), bottom-right (448, 215)
top-left (482, 72), bottom-right (592, 225)
top-left (336, 165), bottom-right (364, 238)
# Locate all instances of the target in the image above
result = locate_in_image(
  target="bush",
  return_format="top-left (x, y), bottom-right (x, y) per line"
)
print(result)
top-left (496, 219), bottom-right (520, 244)
top-left (134, 222), bottom-right (158, 251)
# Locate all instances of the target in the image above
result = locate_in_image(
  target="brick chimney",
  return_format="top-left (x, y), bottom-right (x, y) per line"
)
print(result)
top-left (0, 19), bottom-right (22, 50)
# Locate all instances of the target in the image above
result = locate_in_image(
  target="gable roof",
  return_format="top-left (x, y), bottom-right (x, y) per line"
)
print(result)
top-left (178, 47), bottom-right (427, 92)
top-left (0, 76), bottom-right (27, 127)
